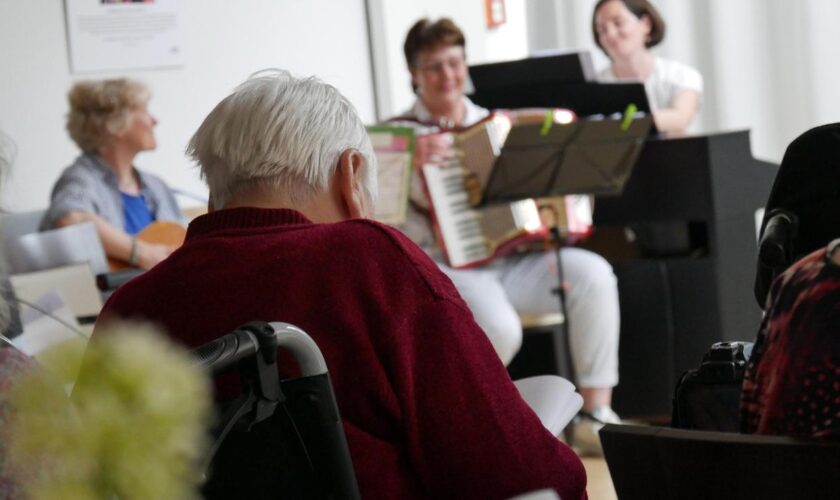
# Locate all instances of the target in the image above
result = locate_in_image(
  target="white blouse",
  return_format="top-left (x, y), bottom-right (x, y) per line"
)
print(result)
top-left (597, 56), bottom-right (703, 112)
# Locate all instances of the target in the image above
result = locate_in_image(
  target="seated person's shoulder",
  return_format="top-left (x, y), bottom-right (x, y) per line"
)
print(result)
top-left (780, 246), bottom-right (832, 284)
top-left (56, 160), bottom-right (98, 184)
top-left (332, 218), bottom-right (459, 301)
top-left (659, 57), bottom-right (703, 91)
top-left (765, 246), bottom-right (840, 317)
top-left (335, 218), bottom-right (434, 263)
top-left (41, 159), bottom-right (104, 230)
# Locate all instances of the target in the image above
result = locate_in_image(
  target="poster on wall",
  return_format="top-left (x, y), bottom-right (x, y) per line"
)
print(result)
top-left (65, 0), bottom-right (183, 73)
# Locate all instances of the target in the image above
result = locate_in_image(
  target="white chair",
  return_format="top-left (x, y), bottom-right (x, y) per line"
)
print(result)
top-left (0, 209), bottom-right (46, 242)
top-left (3, 222), bottom-right (108, 275)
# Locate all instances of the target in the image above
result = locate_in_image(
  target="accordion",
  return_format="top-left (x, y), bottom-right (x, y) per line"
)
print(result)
top-left (419, 113), bottom-right (592, 269)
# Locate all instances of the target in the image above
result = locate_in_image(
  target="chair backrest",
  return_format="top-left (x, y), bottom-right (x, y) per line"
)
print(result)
top-left (0, 209), bottom-right (46, 242)
top-left (600, 424), bottom-right (840, 500)
top-left (755, 122), bottom-right (840, 306)
top-left (3, 222), bottom-right (108, 275)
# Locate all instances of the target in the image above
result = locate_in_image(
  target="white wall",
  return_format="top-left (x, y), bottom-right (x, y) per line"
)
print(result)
top-left (7, 0), bottom-right (834, 214)
top-left (367, 0), bottom-right (530, 120)
top-left (0, 0), bottom-right (375, 212)
top-left (528, 0), bottom-right (840, 163)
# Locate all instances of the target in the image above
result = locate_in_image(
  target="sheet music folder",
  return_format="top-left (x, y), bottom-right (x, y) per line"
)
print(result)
top-left (481, 116), bottom-right (653, 205)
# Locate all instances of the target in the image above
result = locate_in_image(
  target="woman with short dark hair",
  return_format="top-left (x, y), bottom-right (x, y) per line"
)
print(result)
top-left (394, 17), bottom-right (623, 455)
top-left (593, 0), bottom-right (703, 134)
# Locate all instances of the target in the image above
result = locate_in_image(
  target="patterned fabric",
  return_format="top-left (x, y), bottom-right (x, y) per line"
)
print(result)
top-left (741, 242), bottom-right (840, 438)
top-left (0, 346), bottom-right (34, 499)
top-left (754, 123), bottom-right (840, 306)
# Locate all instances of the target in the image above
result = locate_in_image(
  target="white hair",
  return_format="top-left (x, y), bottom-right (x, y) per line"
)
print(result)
top-left (0, 132), bottom-right (15, 332)
top-left (187, 69), bottom-right (377, 209)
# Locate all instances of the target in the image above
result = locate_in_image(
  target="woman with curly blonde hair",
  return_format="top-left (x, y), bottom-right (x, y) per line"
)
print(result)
top-left (41, 79), bottom-right (185, 269)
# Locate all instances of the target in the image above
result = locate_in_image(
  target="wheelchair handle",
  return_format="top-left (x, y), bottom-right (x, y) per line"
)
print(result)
top-left (194, 322), bottom-right (327, 377)
top-left (267, 322), bottom-right (328, 377)
top-left (192, 329), bottom-right (259, 374)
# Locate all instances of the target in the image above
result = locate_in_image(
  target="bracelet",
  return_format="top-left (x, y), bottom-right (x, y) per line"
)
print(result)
top-left (129, 237), bottom-right (139, 267)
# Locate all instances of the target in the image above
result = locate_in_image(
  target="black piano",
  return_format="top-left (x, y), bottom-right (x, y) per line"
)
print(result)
top-left (471, 54), bottom-right (778, 417)
top-left (594, 131), bottom-right (776, 416)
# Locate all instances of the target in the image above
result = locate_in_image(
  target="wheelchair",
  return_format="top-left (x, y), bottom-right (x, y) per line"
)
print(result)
top-left (193, 321), bottom-right (577, 499)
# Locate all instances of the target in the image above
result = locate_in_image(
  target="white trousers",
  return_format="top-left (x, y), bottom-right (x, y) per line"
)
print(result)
top-left (439, 248), bottom-right (620, 388)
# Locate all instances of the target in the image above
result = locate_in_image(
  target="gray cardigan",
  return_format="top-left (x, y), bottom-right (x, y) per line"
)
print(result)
top-left (41, 153), bottom-right (186, 231)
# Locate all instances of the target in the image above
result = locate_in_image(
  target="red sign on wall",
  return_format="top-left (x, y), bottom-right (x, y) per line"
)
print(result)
top-left (485, 0), bottom-right (506, 28)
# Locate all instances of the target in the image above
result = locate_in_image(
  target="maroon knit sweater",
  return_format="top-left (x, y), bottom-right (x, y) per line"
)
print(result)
top-left (97, 208), bottom-right (586, 499)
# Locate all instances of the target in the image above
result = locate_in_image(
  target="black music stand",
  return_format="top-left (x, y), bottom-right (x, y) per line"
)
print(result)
top-left (468, 51), bottom-right (596, 88)
top-left (469, 53), bottom-right (657, 134)
top-left (483, 116), bottom-right (653, 204)
top-left (481, 116), bottom-right (652, 428)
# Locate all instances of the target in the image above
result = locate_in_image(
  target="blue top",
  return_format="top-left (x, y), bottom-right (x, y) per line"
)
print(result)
top-left (121, 192), bottom-right (155, 235)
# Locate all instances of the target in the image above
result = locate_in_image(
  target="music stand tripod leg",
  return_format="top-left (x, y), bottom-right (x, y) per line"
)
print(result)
top-left (549, 226), bottom-right (579, 446)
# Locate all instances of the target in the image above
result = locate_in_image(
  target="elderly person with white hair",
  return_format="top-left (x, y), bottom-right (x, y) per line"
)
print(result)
top-left (0, 132), bottom-right (29, 500)
top-left (41, 79), bottom-right (186, 269)
top-left (92, 70), bottom-right (587, 500)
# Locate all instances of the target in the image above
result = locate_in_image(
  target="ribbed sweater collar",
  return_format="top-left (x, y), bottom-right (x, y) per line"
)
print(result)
top-left (186, 207), bottom-right (312, 239)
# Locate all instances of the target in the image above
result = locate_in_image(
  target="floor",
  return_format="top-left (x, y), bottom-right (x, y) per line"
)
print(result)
top-left (582, 457), bottom-right (617, 500)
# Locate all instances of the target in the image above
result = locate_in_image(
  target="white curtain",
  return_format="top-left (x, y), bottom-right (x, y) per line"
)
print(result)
top-left (527, 0), bottom-right (840, 162)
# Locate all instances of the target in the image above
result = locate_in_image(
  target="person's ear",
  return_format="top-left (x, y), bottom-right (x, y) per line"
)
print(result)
top-left (410, 67), bottom-right (422, 92)
top-left (107, 125), bottom-right (125, 142)
top-left (641, 14), bottom-right (653, 37)
top-left (336, 149), bottom-right (367, 219)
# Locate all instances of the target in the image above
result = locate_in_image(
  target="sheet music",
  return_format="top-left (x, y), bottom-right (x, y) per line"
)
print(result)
top-left (367, 126), bottom-right (414, 226)
top-left (4, 222), bottom-right (109, 275)
top-left (513, 375), bottom-right (582, 435)
top-left (11, 288), bottom-right (86, 357)
top-left (566, 196), bottom-right (594, 235)
top-left (10, 262), bottom-right (103, 320)
top-left (454, 115), bottom-right (511, 190)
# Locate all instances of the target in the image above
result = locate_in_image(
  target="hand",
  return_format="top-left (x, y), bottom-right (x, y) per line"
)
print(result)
top-left (413, 133), bottom-right (455, 171)
top-left (136, 241), bottom-right (176, 270)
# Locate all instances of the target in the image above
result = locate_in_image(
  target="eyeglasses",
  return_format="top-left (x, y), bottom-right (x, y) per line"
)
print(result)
top-left (417, 57), bottom-right (466, 75)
